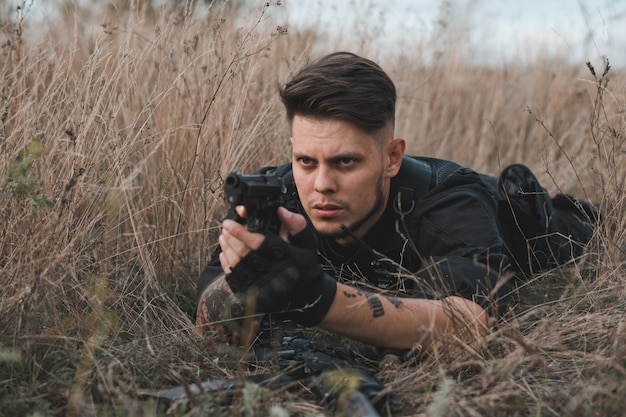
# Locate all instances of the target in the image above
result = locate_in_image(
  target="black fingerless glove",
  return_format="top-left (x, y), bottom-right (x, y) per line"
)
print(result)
top-left (225, 227), bottom-right (337, 327)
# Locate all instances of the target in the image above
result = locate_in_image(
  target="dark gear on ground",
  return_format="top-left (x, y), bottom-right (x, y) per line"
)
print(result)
top-left (494, 163), bottom-right (597, 276)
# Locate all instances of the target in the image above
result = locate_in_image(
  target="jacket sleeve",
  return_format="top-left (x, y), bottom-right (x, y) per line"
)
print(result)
top-left (410, 168), bottom-right (512, 317)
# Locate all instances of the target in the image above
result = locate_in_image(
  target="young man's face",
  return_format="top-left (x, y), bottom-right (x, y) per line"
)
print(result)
top-left (291, 115), bottom-right (404, 245)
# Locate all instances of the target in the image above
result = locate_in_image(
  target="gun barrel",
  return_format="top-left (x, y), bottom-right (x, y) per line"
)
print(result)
top-left (224, 171), bottom-right (286, 204)
top-left (223, 170), bottom-right (287, 234)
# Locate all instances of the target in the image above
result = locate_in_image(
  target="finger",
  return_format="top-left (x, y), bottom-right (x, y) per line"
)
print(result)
top-left (235, 205), bottom-right (248, 218)
top-left (223, 219), bottom-right (265, 250)
top-left (219, 237), bottom-right (245, 274)
top-left (218, 231), bottom-right (250, 273)
top-left (219, 248), bottom-right (236, 274)
top-left (220, 228), bottom-right (250, 258)
top-left (218, 230), bottom-right (251, 272)
top-left (219, 221), bottom-right (264, 272)
top-left (277, 207), bottom-right (307, 239)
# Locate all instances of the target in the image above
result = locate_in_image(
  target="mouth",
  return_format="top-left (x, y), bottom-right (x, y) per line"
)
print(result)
top-left (311, 202), bottom-right (343, 219)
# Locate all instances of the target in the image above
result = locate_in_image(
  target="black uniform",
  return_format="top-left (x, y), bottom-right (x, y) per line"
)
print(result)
top-left (198, 156), bottom-right (597, 318)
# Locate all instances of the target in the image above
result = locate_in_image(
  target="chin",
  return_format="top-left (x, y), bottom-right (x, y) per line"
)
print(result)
top-left (311, 220), bottom-right (343, 237)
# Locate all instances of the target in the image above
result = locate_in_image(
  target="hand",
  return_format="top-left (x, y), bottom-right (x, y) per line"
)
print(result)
top-left (221, 207), bottom-right (337, 326)
top-left (218, 206), bottom-right (308, 273)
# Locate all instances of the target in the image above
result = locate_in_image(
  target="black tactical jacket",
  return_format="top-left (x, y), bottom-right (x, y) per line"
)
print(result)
top-left (199, 155), bottom-right (514, 317)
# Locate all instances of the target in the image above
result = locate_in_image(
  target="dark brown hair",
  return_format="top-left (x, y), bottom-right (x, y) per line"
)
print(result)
top-left (279, 52), bottom-right (396, 135)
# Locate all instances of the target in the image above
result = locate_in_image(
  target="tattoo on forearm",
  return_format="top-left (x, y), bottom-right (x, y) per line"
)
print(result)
top-left (385, 296), bottom-right (403, 309)
top-left (343, 289), bottom-right (390, 318)
top-left (342, 290), bottom-right (363, 298)
top-left (365, 293), bottom-right (385, 318)
top-left (203, 286), bottom-right (244, 320)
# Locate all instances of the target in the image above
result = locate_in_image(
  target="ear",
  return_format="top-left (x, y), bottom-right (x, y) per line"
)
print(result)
top-left (385, 138), bottom-right (406, 177)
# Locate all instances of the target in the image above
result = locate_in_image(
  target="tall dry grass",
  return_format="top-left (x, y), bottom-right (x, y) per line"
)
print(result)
top-left (1, 1), bottom-right (625, 416)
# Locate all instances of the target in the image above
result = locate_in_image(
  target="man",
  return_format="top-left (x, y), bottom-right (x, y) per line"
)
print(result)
top-left (195, 52), bottom-right (596, 354)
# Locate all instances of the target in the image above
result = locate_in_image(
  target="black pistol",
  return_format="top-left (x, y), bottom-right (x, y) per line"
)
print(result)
top-left (223, 170), bottom-right (287, 235)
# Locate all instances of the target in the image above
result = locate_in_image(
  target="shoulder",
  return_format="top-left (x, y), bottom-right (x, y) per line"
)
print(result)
top-left (394, 157), bottom-right (499, 218)
top-left (390, 156), bottom-right (484, 214)
top-left (394, 156), bottom-right (468, 189)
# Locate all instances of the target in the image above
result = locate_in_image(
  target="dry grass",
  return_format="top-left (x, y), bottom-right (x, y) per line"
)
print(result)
top-left (1, 1), bottom-right (625, 416)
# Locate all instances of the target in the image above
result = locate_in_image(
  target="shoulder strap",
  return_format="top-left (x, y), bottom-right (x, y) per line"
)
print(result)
top-left (392, 156), bottom-right (462, 216)
top-left (393, 157), bottom-right (432, 215)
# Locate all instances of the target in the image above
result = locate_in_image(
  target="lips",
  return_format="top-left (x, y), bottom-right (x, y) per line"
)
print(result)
top-left (311, 202), bottom-right (343, 219)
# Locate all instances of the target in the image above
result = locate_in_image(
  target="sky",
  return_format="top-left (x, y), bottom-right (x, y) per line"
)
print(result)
top-left (280, 0), bottom-right (626, 68)
top-left (13, 0), bottom-right (626, 68)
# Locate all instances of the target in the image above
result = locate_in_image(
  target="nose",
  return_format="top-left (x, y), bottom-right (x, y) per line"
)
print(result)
top-left (313, 165), bottom-right (336, 194)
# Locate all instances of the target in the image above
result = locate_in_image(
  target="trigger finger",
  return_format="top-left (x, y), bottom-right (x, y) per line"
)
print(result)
top-left (278, 223), bottom-right (290, 241)
top-left (235, 205), bottom-right (247, 218)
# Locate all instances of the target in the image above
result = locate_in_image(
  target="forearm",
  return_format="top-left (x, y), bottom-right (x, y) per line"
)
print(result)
top-left (318, 283), bottom-right (488, 351)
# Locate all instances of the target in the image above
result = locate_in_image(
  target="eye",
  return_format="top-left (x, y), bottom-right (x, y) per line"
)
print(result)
top-left (298, 157), bottom-right (314, 166)
top-left (338, 158), bottom-right (354, 165)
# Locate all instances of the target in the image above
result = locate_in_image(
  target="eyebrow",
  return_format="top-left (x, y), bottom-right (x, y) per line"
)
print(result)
top-left (292, 151), bottom-right (364, 161)
top-left (329, 153), bottom-right (363, 163)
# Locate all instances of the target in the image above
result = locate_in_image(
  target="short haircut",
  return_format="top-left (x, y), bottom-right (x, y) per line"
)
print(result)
top-left (279, 52), bottom-right (396, 137)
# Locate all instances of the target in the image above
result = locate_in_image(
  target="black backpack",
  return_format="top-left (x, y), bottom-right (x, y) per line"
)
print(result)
top-left (387, 157), bottom-right (597, 276)
top-left (493, 164), bottom-right (597, 275)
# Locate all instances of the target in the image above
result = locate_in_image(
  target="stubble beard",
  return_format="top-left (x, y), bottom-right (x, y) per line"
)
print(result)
top-left (317, 175), bottom-right (386, 241)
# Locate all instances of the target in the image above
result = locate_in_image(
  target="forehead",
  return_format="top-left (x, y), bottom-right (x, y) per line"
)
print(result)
top-left (290, 116), bottom-right (380, 156)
